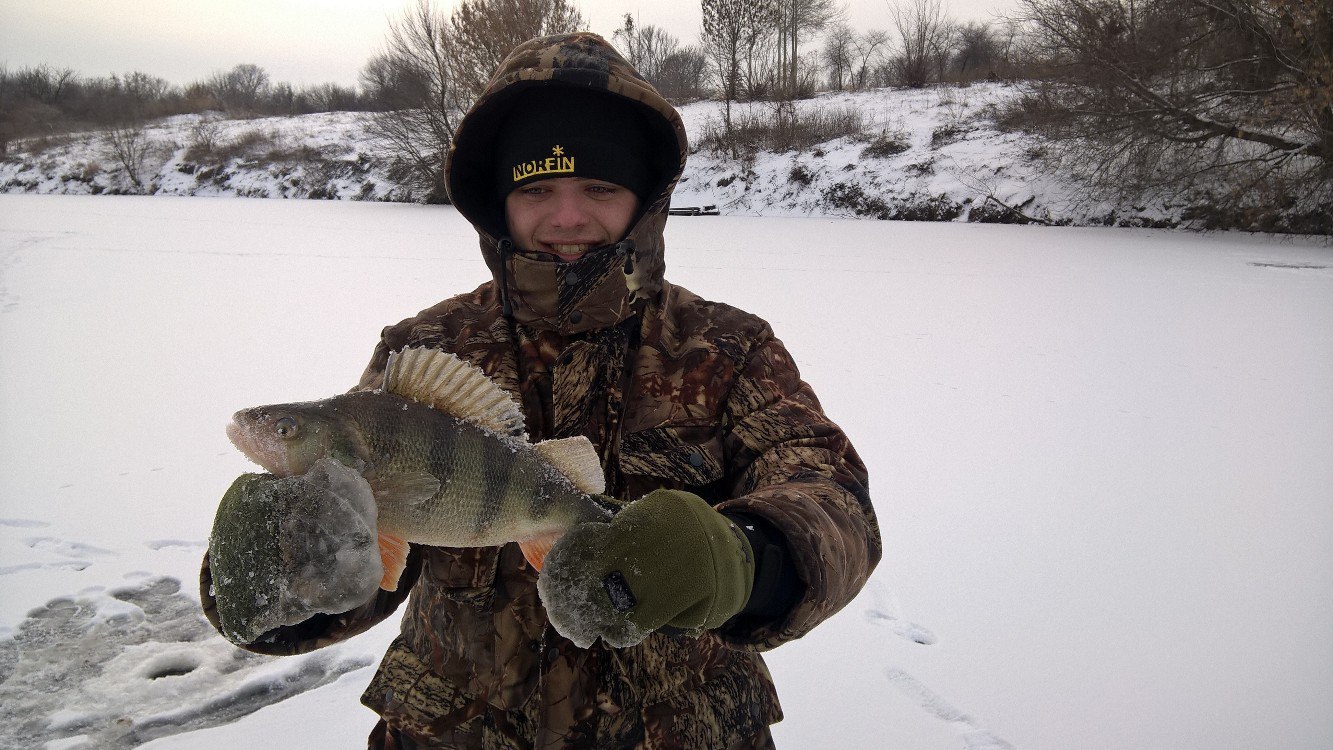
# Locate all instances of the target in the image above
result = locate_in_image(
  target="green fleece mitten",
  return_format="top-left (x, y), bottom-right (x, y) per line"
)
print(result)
top-left (536, 489), bottom-right (754, 648)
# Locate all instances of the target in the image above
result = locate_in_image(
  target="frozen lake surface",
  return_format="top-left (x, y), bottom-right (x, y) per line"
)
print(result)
top-left (0, 195), bottom-right (1330, 748)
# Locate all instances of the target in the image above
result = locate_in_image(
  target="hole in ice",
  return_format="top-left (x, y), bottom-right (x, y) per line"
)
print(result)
top-left (141, 653), bottom-right (202, 680)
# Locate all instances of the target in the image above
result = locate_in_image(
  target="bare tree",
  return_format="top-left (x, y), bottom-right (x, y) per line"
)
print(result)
top-left (360, 0), bottom-right (458, 202)
top-left (952, 21), bottom-right (998, 81)
top-left (362, 0), bottom-right (584, 202)
top-left (446, 0), bottom-right (585, 104)
top-left (206, 63), bottom-right (271, 114)
top-left (774, 0), bottom-right (844, 98)
top-left (888, 0), bottom-right (953, 87)
top-left (8, 65), bottom-right (77, 106)
top-left (852, 29), bottom-right (892, 89)
top-left (701, 0), bottom-right (740, 120)
top-left (119, 72), bottom-right (172, 116)
top-left (823, 23), bottom-right (856, 90)
top-left (0, 65), bottom-right (77, 154)
top-left (702, 0), bottom-right (775, 131)
top-left (1010, 0), bottom-right (1331, 227)
top-left (614, 14), bottom-right (684, 88)
top-left (656, 46), bottom-right (709, 101)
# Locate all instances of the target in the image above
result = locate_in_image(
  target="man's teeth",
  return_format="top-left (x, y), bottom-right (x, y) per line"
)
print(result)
top-left (552, 244), bottom-right (589, 255)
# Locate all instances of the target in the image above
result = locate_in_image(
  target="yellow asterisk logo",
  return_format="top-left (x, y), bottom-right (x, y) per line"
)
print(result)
top-left (552, 145), bottom-right (565, 156)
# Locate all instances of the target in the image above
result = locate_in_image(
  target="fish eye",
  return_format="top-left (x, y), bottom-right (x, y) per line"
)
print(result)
top-left (274, 416), bottom-right (299, 439)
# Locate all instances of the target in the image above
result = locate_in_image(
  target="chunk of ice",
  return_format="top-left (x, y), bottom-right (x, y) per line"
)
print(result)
top-left (208, 458), bottom-right (383, 645)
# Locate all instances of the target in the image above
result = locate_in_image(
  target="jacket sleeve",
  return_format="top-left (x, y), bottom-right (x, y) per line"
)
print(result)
top-left (715, 326), bottom-right (881, 650)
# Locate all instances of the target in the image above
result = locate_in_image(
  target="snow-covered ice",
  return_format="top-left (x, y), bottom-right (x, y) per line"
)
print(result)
top-left (0, 194), bottom-right (1330, 748)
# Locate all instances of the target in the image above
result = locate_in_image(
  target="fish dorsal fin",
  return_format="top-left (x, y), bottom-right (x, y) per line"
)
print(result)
top-left (534, 436), bottom-right (606, 495)
top-left (383, 347), bottom-right (527, 439)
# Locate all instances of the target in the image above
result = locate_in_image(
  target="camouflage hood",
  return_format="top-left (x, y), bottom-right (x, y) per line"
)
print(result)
top-left (444, 33), bottom-right (688, 334)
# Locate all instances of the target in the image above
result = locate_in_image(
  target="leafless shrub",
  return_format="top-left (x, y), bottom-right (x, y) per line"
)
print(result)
top-left (930, 123), bottom-right (966, 148)
top-left (187, 117), bottom-right (224, 155)
top-left (699, 104), bottom-right (864, 155)
top-left (821, 182), bottom-right (963, 220)
top-left (106, 125), bottom-right (157, 191)
top-left (184, 126), bottom-right (275, 165)
top-left (860, 130), bottom-right (911, 158)
top-left (17, 133), bottom-right (73, 157)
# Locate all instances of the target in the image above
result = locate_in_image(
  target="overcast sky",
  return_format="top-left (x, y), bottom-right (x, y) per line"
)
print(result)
top-left (1, 0), bottom-right (1017, 88)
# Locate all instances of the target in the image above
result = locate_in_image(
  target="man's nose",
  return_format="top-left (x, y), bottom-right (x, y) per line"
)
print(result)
top-left (548, 194), bottom-right (589, 228)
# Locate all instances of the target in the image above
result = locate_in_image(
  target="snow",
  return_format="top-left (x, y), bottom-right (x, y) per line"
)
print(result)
top-left (2, 84), bottom-right (1213, 228)
top-left (1, 193), bottom-right (1331, 748)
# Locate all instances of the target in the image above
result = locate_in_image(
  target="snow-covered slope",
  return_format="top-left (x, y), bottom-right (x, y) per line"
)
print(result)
top-left (0, 84), bottom-right (1231, 229)
top-left (2, 195), bottom-right (1330, 748)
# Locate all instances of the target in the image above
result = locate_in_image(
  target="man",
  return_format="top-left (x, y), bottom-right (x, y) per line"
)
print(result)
top-left (203, 32), bottom-right (880, 749)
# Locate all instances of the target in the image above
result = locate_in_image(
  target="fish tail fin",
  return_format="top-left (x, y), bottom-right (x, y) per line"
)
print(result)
top-left (534, 436), bottom-right (606, 495)
top-left (378, 532), bottom-right (410, 591)
top-left (518, 531), bottom-right (564, 572)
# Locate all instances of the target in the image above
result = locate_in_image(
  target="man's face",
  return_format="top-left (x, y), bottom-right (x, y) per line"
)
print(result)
top-left (504, 177), bottom-right (640, 262)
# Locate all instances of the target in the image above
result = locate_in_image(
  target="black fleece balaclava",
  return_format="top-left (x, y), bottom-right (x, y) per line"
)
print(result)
top-left (492, 87), bottom-right (653, 202)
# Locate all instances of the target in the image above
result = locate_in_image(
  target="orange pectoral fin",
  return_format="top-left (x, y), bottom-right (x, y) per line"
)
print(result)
top-left (378, 532), bottom-right (410, 591)
top-left (518, 532), bottom-right (564, 572)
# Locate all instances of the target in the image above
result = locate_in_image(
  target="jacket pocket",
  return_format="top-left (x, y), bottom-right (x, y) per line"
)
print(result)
top-left (619, 422), bottom-right (726, 500)
top-left (362, 636), bottom-right (487, 743)
top-left (640, 649), bottom-right (782, 750)
top-left (423, 546), bottom-right (500, 607)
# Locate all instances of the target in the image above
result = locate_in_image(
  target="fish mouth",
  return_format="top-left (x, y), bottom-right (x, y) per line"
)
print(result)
top-left (226, 412), bottom-right (292, 476)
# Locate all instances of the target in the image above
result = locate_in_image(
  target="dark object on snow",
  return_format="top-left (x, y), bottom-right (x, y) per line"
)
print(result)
top-left (668, 204), bottom-right (719, 216)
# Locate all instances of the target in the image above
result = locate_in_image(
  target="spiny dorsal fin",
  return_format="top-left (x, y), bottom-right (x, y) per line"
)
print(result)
top-left (534, 436), bottom-right (606, 495)
top-left (383, 347), bottom-right (527, 439)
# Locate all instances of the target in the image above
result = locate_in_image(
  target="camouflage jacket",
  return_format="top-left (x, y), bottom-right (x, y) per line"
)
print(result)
top-left (201, 33), bottom-right (879, 749)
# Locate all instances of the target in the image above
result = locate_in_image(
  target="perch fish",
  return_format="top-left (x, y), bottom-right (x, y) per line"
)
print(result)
top-left (226, 346), bottom-right (611, 590)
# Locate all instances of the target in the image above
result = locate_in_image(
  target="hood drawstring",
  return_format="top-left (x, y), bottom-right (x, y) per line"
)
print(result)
top-left (615, 239), bottom-right (636, 276)
top-left (497, 237), bottom-right (514, 318)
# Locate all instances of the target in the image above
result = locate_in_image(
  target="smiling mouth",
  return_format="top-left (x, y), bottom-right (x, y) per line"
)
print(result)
top-left (546, 243), bottom-right (592, 261)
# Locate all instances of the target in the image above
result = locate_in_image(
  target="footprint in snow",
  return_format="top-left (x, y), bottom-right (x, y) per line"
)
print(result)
top-left (885, 669), bottom-right (1015, 750)
top-left (0, 560), bottom-right (92, 575)
top-left (0, 518), bottom-right (50, 529)
top-left (22, 537), bottom-right (116, 558)
top-left (144, 539), bottom-right (207, 552)
top-left (863, 580), bottom-right (937, 645)
top-left (866, 582), bottom-right (1015, 748)
top-left (0, 576), bottom-right (371, 749)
